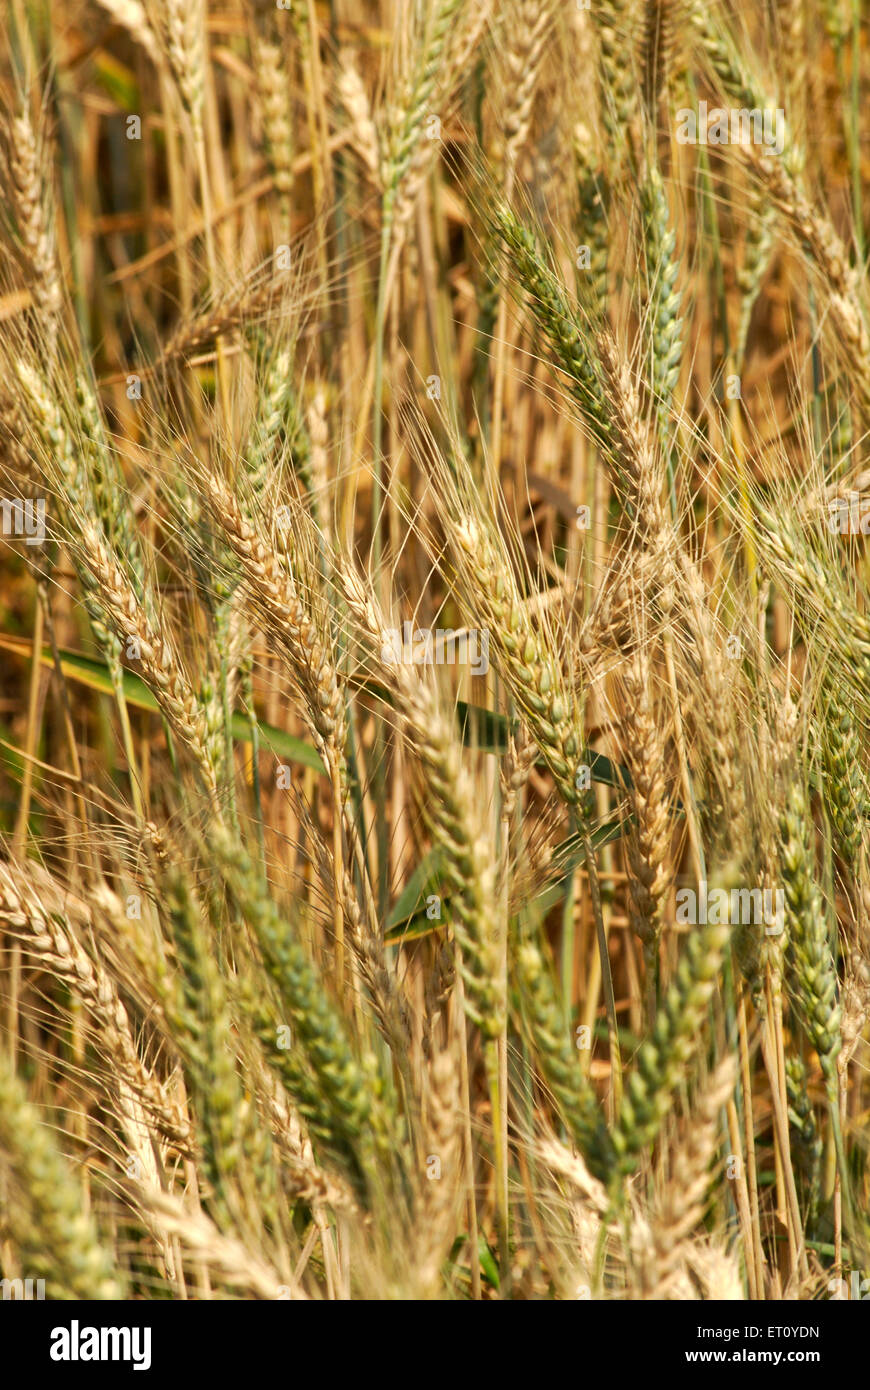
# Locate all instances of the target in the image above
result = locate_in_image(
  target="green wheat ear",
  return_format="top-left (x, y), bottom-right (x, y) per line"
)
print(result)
top-left (575, 162), bottom-right (609, 317)
top-left (208, 829), bottom-right (399, 1176)
top-left (514, 934), bottom-right (613, 1181)
top-left (778, 777), bottom-right (859, 1237)
top-left (819, 680), bottom-right (870, 867)
top-left (610, 915), bottom-right (730, 1172)
top-left (0, 1049), bottom-right (123, 1299)
top-left (778, 779), bottom-right (842, 1087)
top-left (162, 866), bottom-right (278, 1229)
top-left (641, 163), bottom-right (682, 441)
top-left (785, 1053), bottom-right (822, 1228)
top-left (489, 201), bottom-right (612, 454)
top-left (736, 193), bottom-right (776, 364)
top-left (592, 0), bottom-right (640, 146)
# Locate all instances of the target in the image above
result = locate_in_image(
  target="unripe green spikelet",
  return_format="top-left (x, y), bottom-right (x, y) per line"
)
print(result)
top-left (591, 1), bottom-right (639, 144)
top-left (641, 165), bottom-right (682, 433)
top-left (736, 195), bottom-right (776, 363)
top-left (575, 164), bottom-right (609, 318)
top-left (611, 916), bottom-right (730, 1169)
top-left (491, 204), bottom-right (612, 454)
top-left (340, 564), bottom-right (505, 1039)
top-left (210, 831), bottom-right (395, 1172)
top-left (820, 683), bottom-right (869, 866)
top-left (515, 940), bottom-right (613, 1178)
top-left (0, 1050), bottom-right (122, 1298)
top-left (383, 0), bottom-right (465, 222)
top-left (785, 1053), bottom-right (822, 1226)
top-left (163, 871), bottom-right (261, 1218)
top-left (778, 780), bottom-right (842, 1085)
top-left (236, 973), bottom-right (360, 1172)
top-left (454, 512), bottom-right (587, 810)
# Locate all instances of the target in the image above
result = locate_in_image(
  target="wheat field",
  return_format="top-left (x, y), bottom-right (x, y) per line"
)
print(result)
top-left (0, 0), bottom-right (868, 1303)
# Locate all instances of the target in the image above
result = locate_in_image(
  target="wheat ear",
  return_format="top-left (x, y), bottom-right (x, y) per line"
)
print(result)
top-left (340, 563), bottom-right (504, 1039)
top-left (779, 778), bottom-right (842, 1086)
top-left (203, 471), bottom-right (345, 763)
top-left (3, 100), bottom-right (63, 343)
top-left (575, 158), bottom-right (610, 317)
top-left (640, 163), bottom-right (683, 445)
top-left (76, 517), bottom-right (223, 800)
top-left (246, 0), bottom-right (294, 232)
top-left (383, 0), bottom-right (467, 228)
top-left (514, 936), bottom-right (612, 1178)
top-left (0, 1049), bottom-right (122, 1298)
top-left (0, 861), bottom-right (190, 1150)
top-left (621, 647), bottom-right (671, 995)
top-left (642, 0), bottom-right (676, 116)
top-left (449, 509), bottom-right (586, 808)
top-left (211, 829), bottom-right (392, 1173)
top-left (591, 0), bottom-right (640, 145)
top-left (819, 680), bottom-right (870, 866)
top-left (94, 0), bottom-right (161, 60)
top-left (414, 1049), bottom-right (462, 1295)
top-left (785, 1053), bottom-right (823, 1227)
top-left (502, 0), bottom-right (554, 172)
top-left (647, 1054), bottom-right (736, 1297)
top-left (336, 57), bottom-right (380, 182)
top-left (611, 914), bottom-right (730, 1171)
